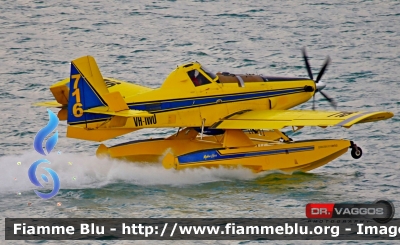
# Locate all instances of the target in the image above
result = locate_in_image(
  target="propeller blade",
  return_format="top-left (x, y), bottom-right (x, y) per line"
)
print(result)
top-left (302, 47), bottom-right (313, 80)
top-left (315, 56), bottom-right (331, 84)
top-left (319, 90), bottom-right (337, 109)
top-left (302, 48), bottom-right (337, 110)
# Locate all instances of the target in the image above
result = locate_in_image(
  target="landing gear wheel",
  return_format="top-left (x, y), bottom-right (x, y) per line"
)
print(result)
top-left (351, 146), bottom-right (362, 159)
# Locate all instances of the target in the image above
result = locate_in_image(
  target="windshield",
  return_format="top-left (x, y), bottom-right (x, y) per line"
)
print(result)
top-left (200, 66), bottom-right (217, 80)
top-left (187, 70), bottom-right (212, 87)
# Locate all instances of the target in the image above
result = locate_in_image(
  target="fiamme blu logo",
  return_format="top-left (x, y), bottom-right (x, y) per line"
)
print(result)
top-left (29, 109), bottom-right (60, 199)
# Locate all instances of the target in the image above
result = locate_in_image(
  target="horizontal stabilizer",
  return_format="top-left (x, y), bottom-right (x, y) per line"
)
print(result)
top-left (211, 110), bottom-right (394, 129)
top-left (34, 101), bottom-right (63, 108)
top-left (50, 78), bottom-right (70, 105)
top-left (102, 91), bottom-right (129, 112)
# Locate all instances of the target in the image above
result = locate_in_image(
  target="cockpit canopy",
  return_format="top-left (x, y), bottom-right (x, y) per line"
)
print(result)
top-left (162, 61), bottom-right (306, 90)
top-left (160, 62), bottom-right (219, 89)
top-left (184, 63), bottom-right (218, 87)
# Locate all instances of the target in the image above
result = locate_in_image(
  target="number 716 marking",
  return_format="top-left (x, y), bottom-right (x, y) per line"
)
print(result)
top-left (71, 74), bottom-right (83, 117)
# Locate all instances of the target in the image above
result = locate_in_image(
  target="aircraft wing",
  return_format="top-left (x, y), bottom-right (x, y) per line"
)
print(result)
top-left (210, 110), bottom-right (394, 129)
top-left (34, 101), bottom-right (64, 107)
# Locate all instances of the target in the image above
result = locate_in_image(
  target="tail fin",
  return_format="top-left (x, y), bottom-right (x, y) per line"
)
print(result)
top-left (67, 56), bottom-right (111, 124)
top-left (36, 55), bottom-right (147, 141)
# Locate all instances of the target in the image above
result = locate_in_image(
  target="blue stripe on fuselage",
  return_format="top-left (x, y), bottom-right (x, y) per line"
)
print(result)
top-left (178, 146), bottom-right (315, 164)
top-left (128, 88), bottom-right (303, 112)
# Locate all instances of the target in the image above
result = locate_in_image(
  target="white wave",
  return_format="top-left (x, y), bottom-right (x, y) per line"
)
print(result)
top-left (0, 151), bottom-right (262, 194)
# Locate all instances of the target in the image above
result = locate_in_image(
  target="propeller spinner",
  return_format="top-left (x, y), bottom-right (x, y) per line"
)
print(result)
top-left (302, 47), bottom-right (337, 110)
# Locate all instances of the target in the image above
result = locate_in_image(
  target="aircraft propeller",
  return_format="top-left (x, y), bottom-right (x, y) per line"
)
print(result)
top-left (302, 47), bottom-right (337, 110)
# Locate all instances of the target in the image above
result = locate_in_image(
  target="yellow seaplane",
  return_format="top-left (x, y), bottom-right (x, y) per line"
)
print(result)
top-left (36, 49), bottom-right (393, 173)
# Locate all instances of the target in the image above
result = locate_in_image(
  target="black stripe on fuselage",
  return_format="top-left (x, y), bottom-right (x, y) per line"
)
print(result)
top-left (127, 87), bottom-right (306, 113)
top-left (127, 87), bottom-right (305, 106)
top-left (262, 76), bottom-right (310, 81)
top-left (68, 117), bottom-right (111, 125)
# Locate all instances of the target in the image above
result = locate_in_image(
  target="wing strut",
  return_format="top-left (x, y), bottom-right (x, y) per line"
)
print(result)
top-left (200, 118), bottom-right (206, 139)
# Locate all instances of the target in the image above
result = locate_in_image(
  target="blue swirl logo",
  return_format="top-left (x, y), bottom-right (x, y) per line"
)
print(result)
top-left (33, 109), bottom-right (59, 155)
top-left (29, 109), bottom-right (60, 199)
top-left (28, 159), bottom-right (60, 199)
